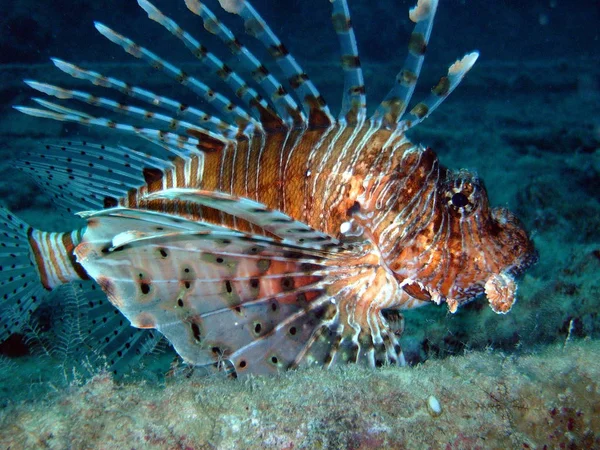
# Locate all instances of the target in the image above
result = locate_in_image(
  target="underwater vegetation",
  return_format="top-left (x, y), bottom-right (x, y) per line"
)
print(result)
top-left (0, 340), bottom-right (598, 449)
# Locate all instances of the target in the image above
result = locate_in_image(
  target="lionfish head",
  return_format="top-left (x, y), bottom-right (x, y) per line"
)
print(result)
top-left (389, 167), bottom-right (537, 314)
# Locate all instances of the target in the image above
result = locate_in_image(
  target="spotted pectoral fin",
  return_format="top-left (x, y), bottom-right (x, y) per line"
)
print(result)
top-left (145, 188), bottom-right (341, 249)
top-left (75, 211), bottom-right (349, 375)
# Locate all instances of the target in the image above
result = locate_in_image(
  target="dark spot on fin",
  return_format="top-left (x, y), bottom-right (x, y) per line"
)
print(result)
top-left (191, 322), bottom-right (202, 342)
top-left (143, 167), bottom-right (164, 192)
top-left (306, 95), bottom-right (331, 129)
top-left (187, 129), bottom-right (226, 153)
top-left (103, 196), bottom-right (119, 208)
top-left (346, 201), bottom-right (361, 216)
top-left (140, 282), bottom-right (151, 295)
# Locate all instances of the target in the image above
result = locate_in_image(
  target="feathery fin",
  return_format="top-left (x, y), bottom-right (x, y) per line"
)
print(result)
top-left (16, 141), bottom-right (174, 213)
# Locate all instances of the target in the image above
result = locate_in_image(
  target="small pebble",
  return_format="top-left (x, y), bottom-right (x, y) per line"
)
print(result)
top-left (427, 395), bottom-right (442, 417)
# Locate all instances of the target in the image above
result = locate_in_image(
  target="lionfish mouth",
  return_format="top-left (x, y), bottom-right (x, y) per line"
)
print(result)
top-left (507, 247), bottom-right (539, 278)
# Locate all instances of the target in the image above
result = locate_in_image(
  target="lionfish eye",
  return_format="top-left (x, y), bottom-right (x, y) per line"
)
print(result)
top-left (451, 192), bottom-right (469, 208)
top-left (445, 182), bottom-right (479, 215)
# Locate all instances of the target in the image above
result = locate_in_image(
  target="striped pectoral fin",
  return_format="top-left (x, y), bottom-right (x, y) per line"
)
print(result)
top-left (292, 263), bottom-right (411, 370)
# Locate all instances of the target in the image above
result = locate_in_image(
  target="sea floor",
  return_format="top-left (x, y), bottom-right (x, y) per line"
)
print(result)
top-left (1, 340), bottom-right (599, 449)
top-left (0, 55), bottom-right (599, 448)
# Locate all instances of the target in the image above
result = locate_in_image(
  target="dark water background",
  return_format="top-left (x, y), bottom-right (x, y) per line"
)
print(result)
top-left (2, 0), bottom-right (599, 64)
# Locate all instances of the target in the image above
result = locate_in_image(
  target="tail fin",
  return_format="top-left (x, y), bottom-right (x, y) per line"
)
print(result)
top-left (0, 207), bottom-right (88, 342)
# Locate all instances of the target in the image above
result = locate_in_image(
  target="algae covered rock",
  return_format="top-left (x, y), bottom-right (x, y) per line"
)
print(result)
top-left (1, 340), bottom-right (598, 449)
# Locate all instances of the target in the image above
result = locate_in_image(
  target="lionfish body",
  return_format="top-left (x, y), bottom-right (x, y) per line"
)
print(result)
top-left (1, 0), bottom-right (536, 375)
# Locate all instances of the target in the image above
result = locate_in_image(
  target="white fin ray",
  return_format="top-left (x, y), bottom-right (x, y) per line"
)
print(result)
top-left (23, 80), bottom-right (239, 139)
top-left (139, 0), bottom-right (302, 129)
top-left (399, 52), bottom-right (479, 130)
top-left (50, 57), bottom-right (259, 136)
top-left (210, 0), bottom-right (335, 129)
top-left (93, 22), bottom-right (258, 133)
top-left (145, 188), bottom-right (341, 249)
top-left (371, 0), bottom-right (439, 128)
top-left (331, 0), bottom-right (366, 126)
top-left (31, 97), bottom-right (94, 118)
top-left (14, 105), bottom-right (217, 156)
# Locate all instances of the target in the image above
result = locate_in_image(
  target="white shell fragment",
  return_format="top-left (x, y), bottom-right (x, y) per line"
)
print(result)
top-left (427, 395), bottom-right (442, 417)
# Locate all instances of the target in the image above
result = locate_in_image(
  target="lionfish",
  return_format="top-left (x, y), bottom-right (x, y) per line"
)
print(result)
top-left (0, 0), bottom-right (536, 376)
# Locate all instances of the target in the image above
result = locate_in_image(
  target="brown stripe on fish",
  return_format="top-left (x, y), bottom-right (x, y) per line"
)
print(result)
top-left (142, 167), bottom-right (164, 193)
top-left (379, 148), bottom-right (441, 261)
top-left (317, 125), bottom-right (372, 230)
top-left (27, 229), bottom-right (87, 289)
top-left (63, 230), bottom-right (89, 281)
top-left (27, 227), bottom-right (49, 290)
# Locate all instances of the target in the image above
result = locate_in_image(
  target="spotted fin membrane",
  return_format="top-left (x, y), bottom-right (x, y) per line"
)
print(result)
top-left (75, 200), bottom-right (408, 375)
